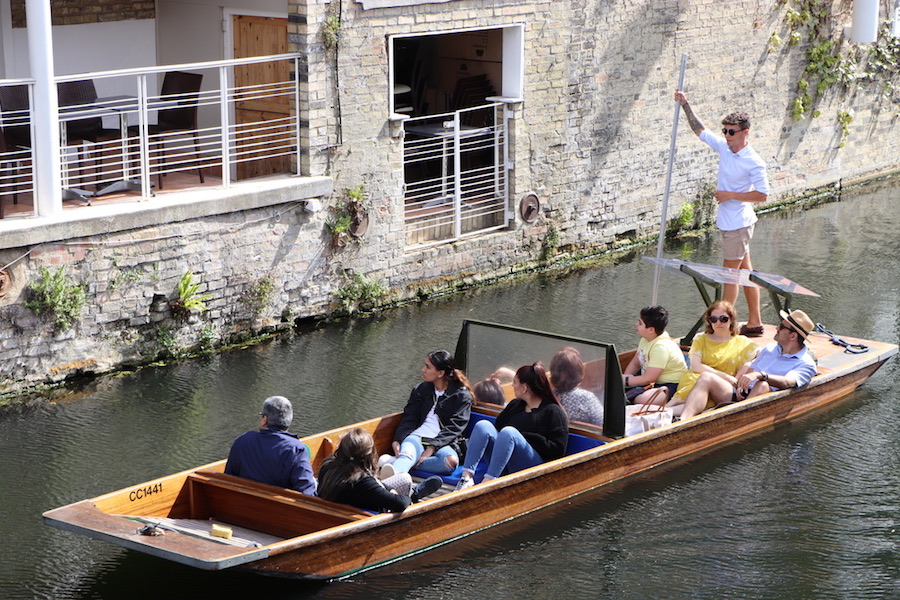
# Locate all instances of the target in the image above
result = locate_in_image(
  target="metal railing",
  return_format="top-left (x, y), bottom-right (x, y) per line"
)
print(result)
top-left (403, 103), bottom-right (508, 248)
top-left (0, 54), bottom-right (302, 217)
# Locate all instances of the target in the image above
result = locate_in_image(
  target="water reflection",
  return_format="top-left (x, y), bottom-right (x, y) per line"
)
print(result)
top-left (1, 179), bottom-right (899, 599)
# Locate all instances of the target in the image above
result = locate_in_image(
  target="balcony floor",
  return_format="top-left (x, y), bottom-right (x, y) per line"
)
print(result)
top-left (1, 171), bottom-right (224, 219)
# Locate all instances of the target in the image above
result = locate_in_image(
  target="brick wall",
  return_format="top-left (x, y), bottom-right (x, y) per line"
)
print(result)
top-left (11, 0), bottom-right (155, 28)
top-left (0, 203), bottom-right (331, 393)
top-left (290, 0), bottom-right (900, 286)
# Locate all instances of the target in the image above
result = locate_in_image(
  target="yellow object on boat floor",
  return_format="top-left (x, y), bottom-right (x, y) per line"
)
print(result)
top-left (210, 523), bottom-right (232, 539)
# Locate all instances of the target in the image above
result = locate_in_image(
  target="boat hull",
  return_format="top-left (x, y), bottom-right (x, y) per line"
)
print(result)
top-left (241, 355), bottom-right (891, 579)
top-left (43, 324), bottom-right (897, 580)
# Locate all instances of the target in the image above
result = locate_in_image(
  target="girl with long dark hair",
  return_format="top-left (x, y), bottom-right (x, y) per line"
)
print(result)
top-left (454, 362), bottom-right (568, 491)
top-left (318, 428), bottom-right (442, 512)
top-left (380, 350), bottom-right (473, 478)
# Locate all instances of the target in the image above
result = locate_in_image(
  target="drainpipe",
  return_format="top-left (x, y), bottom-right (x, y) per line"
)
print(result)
top-left (26, 0), bottom-right (62, 217)
top-left (850, 0), bottom-right (878, 44)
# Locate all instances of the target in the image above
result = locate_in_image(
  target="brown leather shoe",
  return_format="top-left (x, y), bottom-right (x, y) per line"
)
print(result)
top-left (739, 324), bottom-right (764, 337)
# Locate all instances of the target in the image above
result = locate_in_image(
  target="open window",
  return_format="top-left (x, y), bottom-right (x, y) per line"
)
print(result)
top-left (391, 27), bottom-right (523, 248)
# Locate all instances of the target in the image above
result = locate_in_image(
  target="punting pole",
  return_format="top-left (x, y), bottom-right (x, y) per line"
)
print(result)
top-left (651, 53), bottom-right (688, 305)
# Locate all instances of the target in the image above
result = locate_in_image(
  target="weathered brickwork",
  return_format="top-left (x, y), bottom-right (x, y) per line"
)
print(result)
top-left (2, 0), bottom-right (899, 395)
top-left (11, 0), bottom-right (154, 28)
top-left (0, 203), bottom-right (333, 392)
top-left (290, 0), bottom-right (900, 281)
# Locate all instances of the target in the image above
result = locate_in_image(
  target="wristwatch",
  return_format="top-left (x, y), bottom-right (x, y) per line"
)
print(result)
top-left (625, 375), bottom-right (630, 386)
top-left (758, 371), bottom-right (768, 382)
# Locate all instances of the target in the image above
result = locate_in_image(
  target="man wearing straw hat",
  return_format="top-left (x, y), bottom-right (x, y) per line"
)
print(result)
top-left (674, 90), bottom-right (770, 338)
top-left (676, 309), bottom-right (818, 419)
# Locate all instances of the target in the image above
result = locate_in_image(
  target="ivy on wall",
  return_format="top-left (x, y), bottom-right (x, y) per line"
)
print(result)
top-left (770, 0), bottom-right (900, 145)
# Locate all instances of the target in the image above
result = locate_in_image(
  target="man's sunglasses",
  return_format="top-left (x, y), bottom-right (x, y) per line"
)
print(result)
top-left (708, 315), bottom-right (730, 323)
top-left (777, 322), bottom-right (798, 335)
top-left (722, 127), bottom-right (745, 136)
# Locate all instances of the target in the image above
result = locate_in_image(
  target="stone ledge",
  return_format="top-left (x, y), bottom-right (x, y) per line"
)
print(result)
top-left (0, 176), bottom-right (333, 251)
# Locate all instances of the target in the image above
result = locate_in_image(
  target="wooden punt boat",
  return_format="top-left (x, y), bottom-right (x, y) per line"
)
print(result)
top-left (43, 264), bottom-right (898, 580)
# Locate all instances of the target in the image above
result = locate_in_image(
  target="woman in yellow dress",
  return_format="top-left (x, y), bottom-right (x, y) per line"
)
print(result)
top-left (667, 301), bottom-right (758, 418)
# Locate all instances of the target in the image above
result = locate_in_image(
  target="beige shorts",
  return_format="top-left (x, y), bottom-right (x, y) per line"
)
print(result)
top-left (721, 225), bottom-right (754, 261)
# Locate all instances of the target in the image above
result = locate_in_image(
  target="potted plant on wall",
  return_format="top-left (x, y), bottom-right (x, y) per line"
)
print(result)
top-left (326, 185), bottom-right (370, 249)
top-left (345, 184), bottom-right (370, 238)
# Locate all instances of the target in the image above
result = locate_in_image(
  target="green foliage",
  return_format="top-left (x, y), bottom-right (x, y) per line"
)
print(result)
top-left (325, 207), bottom-right (353, 248)
top-left (540, 222), bottom-right (561, 261)
top-left (345, 184), bottom-right (367, 205)
top-left (326, 185), bottom-right (369, 249)
top-left (110, 267), bottom-right (142, 290)
top-left (836, 108), bottom-right (854, 147)
top-left (791, 95), bottom-right (811, 120)
top-left (670, 181), bottom-right (717, 235)
top-left (153, 324), bottom-right (180, 359)
top-left (25, 266), bottom-right (86, 331)
top-left (776, 1), bottom-right (900, 139)
top-left (198, 323), bottom-right (219, 350)
top-left (242, 274), bottom-right (276, 314)
top-left (170, 271), bottom-right (213, 321)
top-left (672, 202), bottom-right (694, 233)
top-left (335, 272), bottom-right (387, 314)
top-left (321, 3), bottom-right (341, 50)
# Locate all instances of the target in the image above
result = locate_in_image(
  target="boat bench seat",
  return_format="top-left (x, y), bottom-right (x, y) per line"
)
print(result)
top-left (410, 412), bottom-right (605, 486)
top-left (185, 470), bottom-right (371, 539)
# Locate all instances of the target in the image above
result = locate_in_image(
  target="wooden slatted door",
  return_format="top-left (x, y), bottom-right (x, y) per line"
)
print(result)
top-left (232, 15), bottom-right (291, 179)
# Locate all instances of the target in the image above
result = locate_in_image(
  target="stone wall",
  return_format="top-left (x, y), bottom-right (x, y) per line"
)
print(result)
top-left (295, 0), bottom-right (900, 290)
top-left (2, 0), bottom-right (899, 395)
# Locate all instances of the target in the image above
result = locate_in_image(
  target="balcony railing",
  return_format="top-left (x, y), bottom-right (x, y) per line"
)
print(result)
top-left (403, 103), bottom-right (509, 248)
top-left (0, 54), bottom-right (301, 219)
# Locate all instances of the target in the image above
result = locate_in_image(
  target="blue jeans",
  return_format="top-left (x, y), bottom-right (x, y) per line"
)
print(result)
top-left (392, 435), bottom-right (458, 475)
top-left (462, 419), bottom-right (543, 479)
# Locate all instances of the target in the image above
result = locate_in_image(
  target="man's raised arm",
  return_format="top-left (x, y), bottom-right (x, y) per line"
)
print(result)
top-left (675, 90), bottom-right (705, 136)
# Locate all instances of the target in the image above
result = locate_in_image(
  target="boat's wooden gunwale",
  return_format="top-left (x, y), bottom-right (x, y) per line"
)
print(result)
top-left (42, 330), bottom-right (897, 579)
top-left (248, 344), bottom-right (896, 578)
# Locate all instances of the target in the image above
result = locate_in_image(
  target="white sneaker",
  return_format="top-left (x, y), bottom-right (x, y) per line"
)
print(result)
top-left (378, 463), bottom-right (396, 480)
top-left (378, 454), bottom-right (395, 468)
top-left (454, 476), bottom-right (474, 492)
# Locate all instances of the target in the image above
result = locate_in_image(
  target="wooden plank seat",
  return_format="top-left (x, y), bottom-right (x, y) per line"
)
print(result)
top-left (184, 471), bottom-right (372, 540)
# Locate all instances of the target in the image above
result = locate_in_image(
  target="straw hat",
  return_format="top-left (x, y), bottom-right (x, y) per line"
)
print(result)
top-left (779, 309), bottom-right (814, 340)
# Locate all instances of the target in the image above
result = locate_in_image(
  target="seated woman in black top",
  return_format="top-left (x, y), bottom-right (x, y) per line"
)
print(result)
top-left (317, 428), bottom-right (442, 513)
top-left (454, 362), bottom-right (569, 491)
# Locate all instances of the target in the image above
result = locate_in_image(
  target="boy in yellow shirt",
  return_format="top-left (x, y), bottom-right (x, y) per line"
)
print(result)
top-left (621, 306), bottom-right (688, 405)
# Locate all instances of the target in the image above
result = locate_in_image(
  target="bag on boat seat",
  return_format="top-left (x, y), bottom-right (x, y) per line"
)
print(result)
top-left (624, 403), bottom-right (673, 436)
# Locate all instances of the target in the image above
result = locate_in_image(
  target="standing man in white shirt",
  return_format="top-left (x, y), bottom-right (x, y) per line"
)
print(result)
top-left (674, 90), bottom-right (770, 337)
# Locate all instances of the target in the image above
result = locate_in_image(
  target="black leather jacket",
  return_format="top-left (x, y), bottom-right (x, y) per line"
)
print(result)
top-left (394, 380), bottom-right (472, 450)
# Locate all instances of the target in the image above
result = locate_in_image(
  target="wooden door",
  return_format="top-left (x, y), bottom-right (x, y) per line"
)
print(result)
top-left (232, 15), bottom-right (291, 179)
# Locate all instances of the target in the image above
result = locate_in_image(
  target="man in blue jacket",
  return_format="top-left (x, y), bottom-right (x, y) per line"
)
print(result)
top-left (225, 395), bottom-right (316, 494)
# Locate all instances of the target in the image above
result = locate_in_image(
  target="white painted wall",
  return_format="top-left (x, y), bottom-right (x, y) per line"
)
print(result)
top-left (4, 20), bottom-right (156, 84)
top-left (1, 1), bottom-right (286, 81)
top-left (156, 0), bottom-right (287, 65)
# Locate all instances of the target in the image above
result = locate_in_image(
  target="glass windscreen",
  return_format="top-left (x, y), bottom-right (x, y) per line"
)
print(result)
top-left (456, 321), bottom-right (616, 420)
